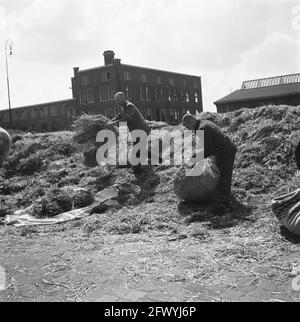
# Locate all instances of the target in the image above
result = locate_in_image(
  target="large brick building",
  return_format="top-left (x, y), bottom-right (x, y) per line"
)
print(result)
top-left (215, 73), bottom-right (300, 113)
top-left (72, 50), bottom-right (203, 123)
top-left (0, 51), bottom-right (203, 132)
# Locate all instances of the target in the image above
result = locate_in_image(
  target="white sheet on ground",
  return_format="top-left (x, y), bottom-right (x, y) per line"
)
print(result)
top-left (5, 204), bottom-right (96, 227)
top-left (3, 186), bottom-right (120, 227)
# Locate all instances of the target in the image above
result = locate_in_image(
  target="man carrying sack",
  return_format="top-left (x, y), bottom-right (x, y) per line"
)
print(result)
top-left (182, 113), bottom-right (237, 213)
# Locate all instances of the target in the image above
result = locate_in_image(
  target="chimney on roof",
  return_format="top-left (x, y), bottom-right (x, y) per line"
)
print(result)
top-left (73, 67), bottom-right (79, 76)
top-left (112, 58), bottom-right (121, 65)
top-left (103, 50), bottom-right (115, 65)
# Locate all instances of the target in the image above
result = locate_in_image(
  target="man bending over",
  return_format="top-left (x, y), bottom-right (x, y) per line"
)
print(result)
top-left (182, 113), bottom-right (237, 212)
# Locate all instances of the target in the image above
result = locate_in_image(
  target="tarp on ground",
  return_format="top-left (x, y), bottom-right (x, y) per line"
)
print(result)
top-left (2, 186), bottom-right (119, 227)
top-left (4, 204), bottom-right (95, 227)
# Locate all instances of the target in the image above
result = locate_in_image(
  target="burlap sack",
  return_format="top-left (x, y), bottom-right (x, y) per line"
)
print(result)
top-left (174, 156), bottom-right (220, 203)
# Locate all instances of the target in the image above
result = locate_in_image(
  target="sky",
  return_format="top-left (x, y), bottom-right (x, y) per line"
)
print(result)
top-left (0, 0), bottom-right (300, 112)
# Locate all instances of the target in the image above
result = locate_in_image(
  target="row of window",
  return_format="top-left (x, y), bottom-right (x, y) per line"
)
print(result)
top-left (103, 106), bottom-right (190, 123)
top-left (145, 108), bottom-right (190, 122)
top-left (79, 86), bottom-right (200, 105)
top-left (82, 72), bottom-right (111, 86)
top-left (0, 105), bottom-right (76, 122)
top-left (81, 72), bottom-right (199, 89)
top-left (0, 105), bottom-right (194, 125)
top-left (5, 122), bottom-right (65, 133)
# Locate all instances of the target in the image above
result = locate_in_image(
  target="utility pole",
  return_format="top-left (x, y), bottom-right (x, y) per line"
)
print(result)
top-left (5, 39), bottom-right (13, 129)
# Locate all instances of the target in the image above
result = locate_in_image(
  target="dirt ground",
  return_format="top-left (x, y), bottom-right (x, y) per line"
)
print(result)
top-left (1, 186), bottom-right (300, 302)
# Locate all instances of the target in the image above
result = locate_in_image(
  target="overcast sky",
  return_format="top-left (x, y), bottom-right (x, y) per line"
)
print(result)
top-left (0, 0), bottom-right (299, 112)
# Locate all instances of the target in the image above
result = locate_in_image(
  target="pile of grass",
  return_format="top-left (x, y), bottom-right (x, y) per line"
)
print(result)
top-left (228, 106), bottom-right (299, 195)
top-left (4, 132), bottom-right (76, 177)
top-left (0, 105), bottom-right (298, 222)
top-left (0, 131), bottom-right (115, 216)
top-left (0, 128), bottom-right (152, 218)
top-left (31, 187), bottom-right (94, 218)
top-left (72, 113), bottom-right (117, 145)
top-left (199, 105), bottom-right (300, 195)
top-left (198, 111), bottom-right (231, 128)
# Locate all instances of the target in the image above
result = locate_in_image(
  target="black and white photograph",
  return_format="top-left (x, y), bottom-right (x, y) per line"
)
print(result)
top-left (0, 0), bottom-right (299, 305)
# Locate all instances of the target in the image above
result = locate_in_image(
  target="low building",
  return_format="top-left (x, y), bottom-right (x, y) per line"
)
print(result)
top-left (0, 99), bottom-right (77, 132)
top-left (215, 73), bottom-right (300, 113)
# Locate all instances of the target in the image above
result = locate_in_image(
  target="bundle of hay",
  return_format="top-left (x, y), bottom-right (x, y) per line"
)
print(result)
top-left (72, 113), bottom-right (117, 145)
top-left (147, 120), bottom-right (169, 130)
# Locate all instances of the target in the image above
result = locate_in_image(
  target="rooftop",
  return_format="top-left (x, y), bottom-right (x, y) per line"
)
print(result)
top-left (241, 73), bottom-right (300, 90)
top-left (215, 73), bottom-right (300, 105)
top-left (0, 98), bottom-right (75, 113)
top-left (76, 63), bottom-right (201, 78)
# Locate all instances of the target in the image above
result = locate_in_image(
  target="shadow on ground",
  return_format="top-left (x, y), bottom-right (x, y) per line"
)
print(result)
top-left (177, 197), bottom-right (253, 229)
top-left (133, 165), bottom-right (160, 202)
top-left (280, 226), bottom-right (300, 245)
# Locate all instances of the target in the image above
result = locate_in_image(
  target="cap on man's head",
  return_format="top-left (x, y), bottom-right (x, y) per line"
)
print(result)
top-left (115, 92), bottom-right (126, 101)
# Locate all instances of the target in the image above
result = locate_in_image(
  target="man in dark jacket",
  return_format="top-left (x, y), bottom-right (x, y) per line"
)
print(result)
top-left (109, 92), bottom-right (150, 169)
top-left (109, 92), bottom-right (150, 135)
top-left (182, 114), bottom-right (237, 210)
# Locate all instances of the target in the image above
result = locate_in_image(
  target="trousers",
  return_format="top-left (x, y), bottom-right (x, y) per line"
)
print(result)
top-left (215, 145), bottom-right (237, 202)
